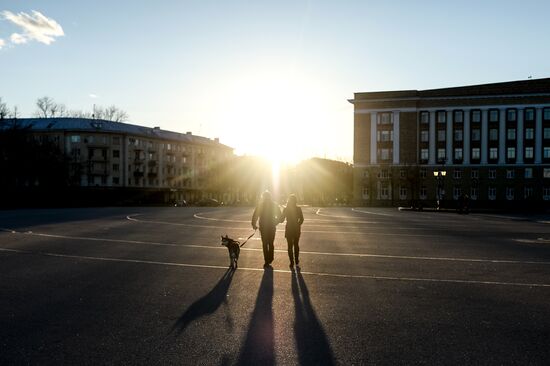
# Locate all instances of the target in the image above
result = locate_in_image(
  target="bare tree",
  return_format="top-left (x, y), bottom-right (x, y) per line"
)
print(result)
top-left (104, 105), bottom-right (128, 122)
top-left (0, 97), bottom-right (9, 119)
top-left (35, 96), bottom-right (55, 118)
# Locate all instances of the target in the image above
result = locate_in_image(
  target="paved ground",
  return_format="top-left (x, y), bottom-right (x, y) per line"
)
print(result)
top-left (1, 206), bottom-right (550, 365)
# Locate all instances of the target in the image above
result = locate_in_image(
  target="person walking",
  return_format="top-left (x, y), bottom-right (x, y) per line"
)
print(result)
top-left (279, 194), bottom-right (304, 268)
top-left (251, 191), bottom-right (281, 267)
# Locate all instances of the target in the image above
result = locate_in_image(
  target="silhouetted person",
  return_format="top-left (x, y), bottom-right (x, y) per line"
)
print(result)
top-left (251, 191), bottom-right (281, 267)
top-left (280, 194), bottom-right (304, 268)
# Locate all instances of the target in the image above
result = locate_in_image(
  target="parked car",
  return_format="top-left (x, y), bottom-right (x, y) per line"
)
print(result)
top-left (174, 200), bottom-right (188, 207)
top-left (196, 198), bottom-right (221, 206)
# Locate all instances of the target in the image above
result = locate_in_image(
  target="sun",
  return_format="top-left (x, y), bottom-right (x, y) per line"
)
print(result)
top-left (216, 66), bottom-right (327, 165)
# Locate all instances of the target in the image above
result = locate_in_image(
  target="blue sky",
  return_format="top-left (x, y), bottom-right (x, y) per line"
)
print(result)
top-left (1, 1), bottom-right (550, 162)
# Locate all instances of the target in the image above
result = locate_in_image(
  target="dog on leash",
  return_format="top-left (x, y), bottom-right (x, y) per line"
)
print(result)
top-left (221, 235), bottom-right (240, 269)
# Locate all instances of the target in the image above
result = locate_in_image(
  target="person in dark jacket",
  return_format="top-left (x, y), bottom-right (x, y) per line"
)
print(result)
top-left (251, 191), bottom-right (281, 267)
top-left (279, 194), bottom-right (304, 268)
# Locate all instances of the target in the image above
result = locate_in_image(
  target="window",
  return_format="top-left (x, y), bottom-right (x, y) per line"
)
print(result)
top-left (525, 108), bottom-right (535, 121)
top-left (488, 187), bottom-right (497, 200)
top-left (420, 186), bottom-right (427, 199)
top-left (525, 168), bottom-right (533, 178)
top-left (506, 187), bottom-right (514, 200)
top-left (544, 187), bottom-right (550, 200)
top-left (507, 147), bottom-right (516, 159)
top-left (437, 130), bottom-right (446, 141)
top-left (544, 128), bottom-right (550, 139)
top-left (471, 129), bottom-right (481, 141)
top-left (362, 186), bottom-right (369, 199)
top-left (420, 130), bottom-right (429, 142)
top-left (471, 110), bottom-right (481, 123)
top-left (380, 113), bottom-right (392, 124)
top-left (544, 168), bottom-right (550, 178)
top-left (399, 186), bottom-right (407, 200)
top-left (113, 150), bottom-right (120, 158)
top-left (525, 147), bottom-right (534, 159)
top-left (453, 186), bottom-right (462, 200)
top-left (112, 136), bottom-right (120, 145)
top-left (420, 168), bottom-right (427, 178)
top-left (507, 109), bottom-right (517, 121)
top-left (489, 109), bottom-right (499, 122)
top-left (507, 129), bottom-right (516, 140)
top-left (489, 129), bottom-right (498, 141)
top-left (420, 112), bottom-right (429, 124)
top-left (112, 164), bottom-right (119, 172)
top-left (400, 170), bottom-right (406, 178)
top-left (379, 169), bottom-right (389, 179)
top-left (489, 169), bottom-right (497, 179)
top-left (437, 111), bottom-right (446, 123)
top-left (545, 147), bottom-right (550, 159)
top-left (380, 186), bottom-right (389, 199)
top-left (453, 169), bottom-right (462, 179)
top-left (544, 108), bottom-right (550, 120)
top-left (454, 130), bottom-right (463, 141)
top-left (113, 177), bottom-right (119, 185)
top-left (471, 169), bottom-right (479, 179)
top-left (524, 187), bottom-right (533, 199)
top-left (470, 187), bottom-right (478, 200)
top-left (378, 130), bottom-right (393, 142)
top-left (363, 170), bottom-right (369, 178)
top-left (525, 128), bottom-right (534, 140)
top-left (506, 169), bottom-right (515, 179)
top-left (471, 148), bottom-right (481, 160)
top-left (454, 148), bottom-right (463, 160)
top-left (489, 148), bottom-right (498, 160)
top-left (437, 148), bottom-right (446, 160)
top-left (379, 148), bottom-right (391, 160)
top-left (454, 110), bottom-right (463, 123)
top-left (70, 135), bottom-right (81, 143)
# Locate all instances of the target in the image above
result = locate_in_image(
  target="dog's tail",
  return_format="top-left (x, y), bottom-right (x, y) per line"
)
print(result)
top-left (240, 229), bottom-right (257, 247)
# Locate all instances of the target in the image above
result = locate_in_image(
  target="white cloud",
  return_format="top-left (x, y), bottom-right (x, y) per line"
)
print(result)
top-left (2, 10), bottom-right (64, 45)
top-left (89, 94), bottom-right (99, 99)
top-left (0, 39), bottom-right (4, 49)
top-left (10, 33), bottom-right (26, 44)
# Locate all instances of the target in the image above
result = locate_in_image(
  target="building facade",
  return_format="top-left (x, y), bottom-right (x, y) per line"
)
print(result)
top-left (350, 78), bottom-right (550, 208)
top-left (3, 117), bottom-right (234, 204)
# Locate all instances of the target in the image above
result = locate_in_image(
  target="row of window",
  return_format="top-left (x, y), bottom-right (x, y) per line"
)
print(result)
top-left (362, 186), bottom-right (550, 201)
top-left (419, 108), bottom-right (550, 124)
top-left (420, 127), bottom-right (550, 143)
top-left (366, 167), bottom-right (550, 180)
top-left (420, 146), bottom-right (550, 161)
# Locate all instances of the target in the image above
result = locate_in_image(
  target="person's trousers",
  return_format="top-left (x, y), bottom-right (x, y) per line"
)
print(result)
top-left (260, 227), bottom-right (276, 263)
top-left (286, 236), bottom-right (300, 264)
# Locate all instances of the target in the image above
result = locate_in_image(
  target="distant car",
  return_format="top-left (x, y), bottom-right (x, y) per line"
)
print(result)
top-left (174, 200), bottom-right (188, 207)
top-left (196, 198), bottom-right (220, 206)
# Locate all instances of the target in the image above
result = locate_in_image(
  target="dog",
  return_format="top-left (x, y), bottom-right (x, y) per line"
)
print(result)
top-left (221, 235), bottom-right (240, 269)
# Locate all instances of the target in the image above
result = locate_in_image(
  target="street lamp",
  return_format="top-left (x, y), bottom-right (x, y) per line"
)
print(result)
top-left (433, 170), bottom-right (446, 210)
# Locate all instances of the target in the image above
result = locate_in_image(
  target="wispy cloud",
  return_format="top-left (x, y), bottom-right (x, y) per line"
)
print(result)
top-left (2, 10), bottom-right (64, 45)
top-left (89, 94), bottom-right (99, 99)
top-left (0, 39), bottom-right (4, 49)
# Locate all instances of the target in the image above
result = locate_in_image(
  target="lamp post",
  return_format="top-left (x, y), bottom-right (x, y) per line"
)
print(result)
top-left (433, 170), bottom-right (446, 210)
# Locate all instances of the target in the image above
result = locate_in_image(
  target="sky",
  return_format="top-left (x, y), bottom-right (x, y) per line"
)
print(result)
top-left (1, 0), bottom-right (550, 163)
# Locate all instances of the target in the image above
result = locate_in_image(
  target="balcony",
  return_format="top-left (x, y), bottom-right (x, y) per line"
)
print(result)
top-left (133, 170), bottom-right (144, 178)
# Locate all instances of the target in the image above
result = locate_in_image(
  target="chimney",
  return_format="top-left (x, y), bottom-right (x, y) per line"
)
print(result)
top-left (153, 126), bottom-right (160, 130)
top-left (186, 131), bottom-right (192, 135)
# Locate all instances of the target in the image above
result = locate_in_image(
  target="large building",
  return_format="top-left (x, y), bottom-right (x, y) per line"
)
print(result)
top-left (1, 117), bottom-right (234, 204)
top-left (350, 78), bottom-right (550, 208)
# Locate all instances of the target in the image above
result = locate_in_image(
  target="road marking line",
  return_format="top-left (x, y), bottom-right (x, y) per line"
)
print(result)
top-left (5, 229), bottom-right (550, 266)
top-left (127, 215), bottom-right (439, 237)
top-left (1, 247), bottom-right (549, 288)
top-left (351, 208), bottom-right (395, 217)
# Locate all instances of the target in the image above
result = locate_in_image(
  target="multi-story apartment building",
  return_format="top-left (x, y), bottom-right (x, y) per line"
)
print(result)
top-left (350, 78), bottom-right (550, 208)
top-left (5, 117), bottom-right (234, 204)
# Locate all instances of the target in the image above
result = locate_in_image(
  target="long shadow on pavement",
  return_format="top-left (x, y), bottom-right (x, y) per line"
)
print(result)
top-left (237, 268), bottom-right (274, 365)
top-left (292, 269), bottom-right (335, 365)
top-left (172, 267), bottom-right (235, 335)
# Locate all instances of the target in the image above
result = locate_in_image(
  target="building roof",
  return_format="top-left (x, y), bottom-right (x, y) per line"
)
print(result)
top-left (351, 77), bottom-right (550, 102)
top-left (0, 117), bottom-right (233, 150)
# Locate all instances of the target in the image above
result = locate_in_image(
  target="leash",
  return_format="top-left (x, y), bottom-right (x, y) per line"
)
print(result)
top-left (240, 229), bottom-right (257, 247)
